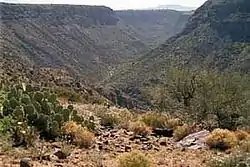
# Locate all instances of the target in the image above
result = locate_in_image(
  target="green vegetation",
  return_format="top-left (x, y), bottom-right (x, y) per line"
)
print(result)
top-left (0, 83), bottom-right (84, 147)
top-left (147, 67), bottom-right (250, 130)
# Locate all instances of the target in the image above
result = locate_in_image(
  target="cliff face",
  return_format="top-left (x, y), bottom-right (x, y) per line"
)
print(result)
top-left (0, 3), bottom-right (120, 82)
top-left (0, 3), bottom-right (189, 82)
top-left (0, 3), bottom-right (118, 26)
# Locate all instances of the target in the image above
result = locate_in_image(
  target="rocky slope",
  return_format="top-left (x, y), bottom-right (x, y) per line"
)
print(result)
top-left (105, 0), bottom-right (250, 100)
top-left (0, 3), bottom-right (190, 82)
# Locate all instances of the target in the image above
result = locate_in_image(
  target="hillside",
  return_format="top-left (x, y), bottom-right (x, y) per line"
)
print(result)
top-left (0, 3), bottom-right (190, 82)
top-left (106, 0), bottom-right (250, 96)
top-left (116, 10), bottom-right (190, 48)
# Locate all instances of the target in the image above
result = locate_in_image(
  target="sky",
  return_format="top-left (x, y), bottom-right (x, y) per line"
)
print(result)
top-left (1, 0), bottom-right (207, 10)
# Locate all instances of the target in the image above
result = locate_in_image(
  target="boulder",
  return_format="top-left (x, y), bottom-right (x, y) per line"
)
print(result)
top-left (176, 130), bottom-right (210, 149)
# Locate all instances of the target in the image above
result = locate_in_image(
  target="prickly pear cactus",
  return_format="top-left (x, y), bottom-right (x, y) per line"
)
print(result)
top-left (2, 84), bottom-right (83, 140)
top-left (9, 97), bottom-right (20, 109)
top-left (33, 92), bottom-right (44, 103)
top-left (49, 121), bottom-right (60, 137)
top-left (13, 106), bottom-right (24, 121)
top-left (33, 101), bottom-right (42, 113)
top-left (54, 113), bottom-right (64, 126)
top-left (21, 94), bottom-right (31, 105)
top-left (24, 104), bottom-right (35, 116)
top-left (36, 113), bottom-right (49, 131)
top-left (62, 109), bottom-right (71, 122)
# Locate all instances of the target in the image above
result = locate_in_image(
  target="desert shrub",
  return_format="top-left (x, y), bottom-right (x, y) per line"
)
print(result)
top-left (140, 112), bottom-right (168, 129)
top-left (148, 67), bottom-right (250, 130)
top-left (114, 108), bottom-right (134, 129)
top-left (98, 111), bottom-right (120, 128)
top-left (129, 121), bottom-right (151, 136)
top-left (0, 116), bottom-right (14, 150)
top-left (0, 116), bottom-right (14, 135)
top-left (206, 129), bottom-right (238, 150)
top-left (118, 150), bottom-right (153, 167)
top-left (63, 121), bottom-right (95, 148)
top-left (166, 118), bottom-right (183, 129)
top-left (75, 128), bottom-right (95, 148)
top-left (235, 130), bottom-right (250, 141)
top-left (208, 153), bottom-right (250, 167)
top-left (173, 124), bottom-right (191, 141)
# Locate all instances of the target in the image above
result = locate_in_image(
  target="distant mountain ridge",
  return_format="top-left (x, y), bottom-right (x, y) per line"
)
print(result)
top-left (150, 4), bottom-right (197, 11)
top-left (0, 2), bottom-right (190, 82)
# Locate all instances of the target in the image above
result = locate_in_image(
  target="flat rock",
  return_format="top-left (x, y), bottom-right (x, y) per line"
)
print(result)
top-left (176, 130), bottom-right (210, 149)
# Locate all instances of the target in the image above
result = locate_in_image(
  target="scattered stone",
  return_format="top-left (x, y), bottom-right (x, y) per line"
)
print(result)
top-left (50, 154), bottom-right (59, 161)
top-left (125, 145), bottom-right (132, 152)
top-left (42, 155), bottom-right (51, 161)
top-left (142, 143), bottom-right (153, 150)
top-left (20, 158), bottom-right (33, 167)
top-left (152, 128), bottom-right (173, 137)
top-left (103, 133), bottom-right (110, 138)
top-left (140, 137), bottom-right (149, 142)
top-left (124, 131), bottom-right (134, 136)
top-left (98, 145), bottom-right (103, 150)
top-left (158, 137), bottom-right (168, 146)
top-left (103, 140), bottom-right (109, 145)
top-left (54, 150), bottom-right (69, 159)
top-left (51, 142), bottom-right (62, 149)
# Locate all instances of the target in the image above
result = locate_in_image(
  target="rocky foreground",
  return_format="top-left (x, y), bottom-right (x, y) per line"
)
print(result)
top-left (0, 129), bottom-right (219, 167)
top-left (0, 103), bottom-right (249, 167)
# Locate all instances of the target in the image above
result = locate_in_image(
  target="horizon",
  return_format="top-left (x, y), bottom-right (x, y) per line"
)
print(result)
top-left (0, 0), bottom-right (206, 10)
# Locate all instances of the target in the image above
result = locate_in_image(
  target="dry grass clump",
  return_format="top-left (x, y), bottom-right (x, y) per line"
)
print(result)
top-left (140, 112), bottom-right (168, 129)
top-left (206, 129), bottom-right (238, 150)
top-left (166, 118), bottom-right (183, 129)
top-left (114, 108), bottom-right (134, 129)
top-left (129, 121), bottom-right (151, 136)
top-left (63, 121), bottom-right (95, 148)
top-left (235, 130), bottom-right (250, 141)
top-left (91, 105), bottom-right (133, 128)
top-left (98, 111), bottom-right (121, 127)
top-left (118, 150), bottom-right (154, 167)
top-left (173, 124), bottom-right (191, 141)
